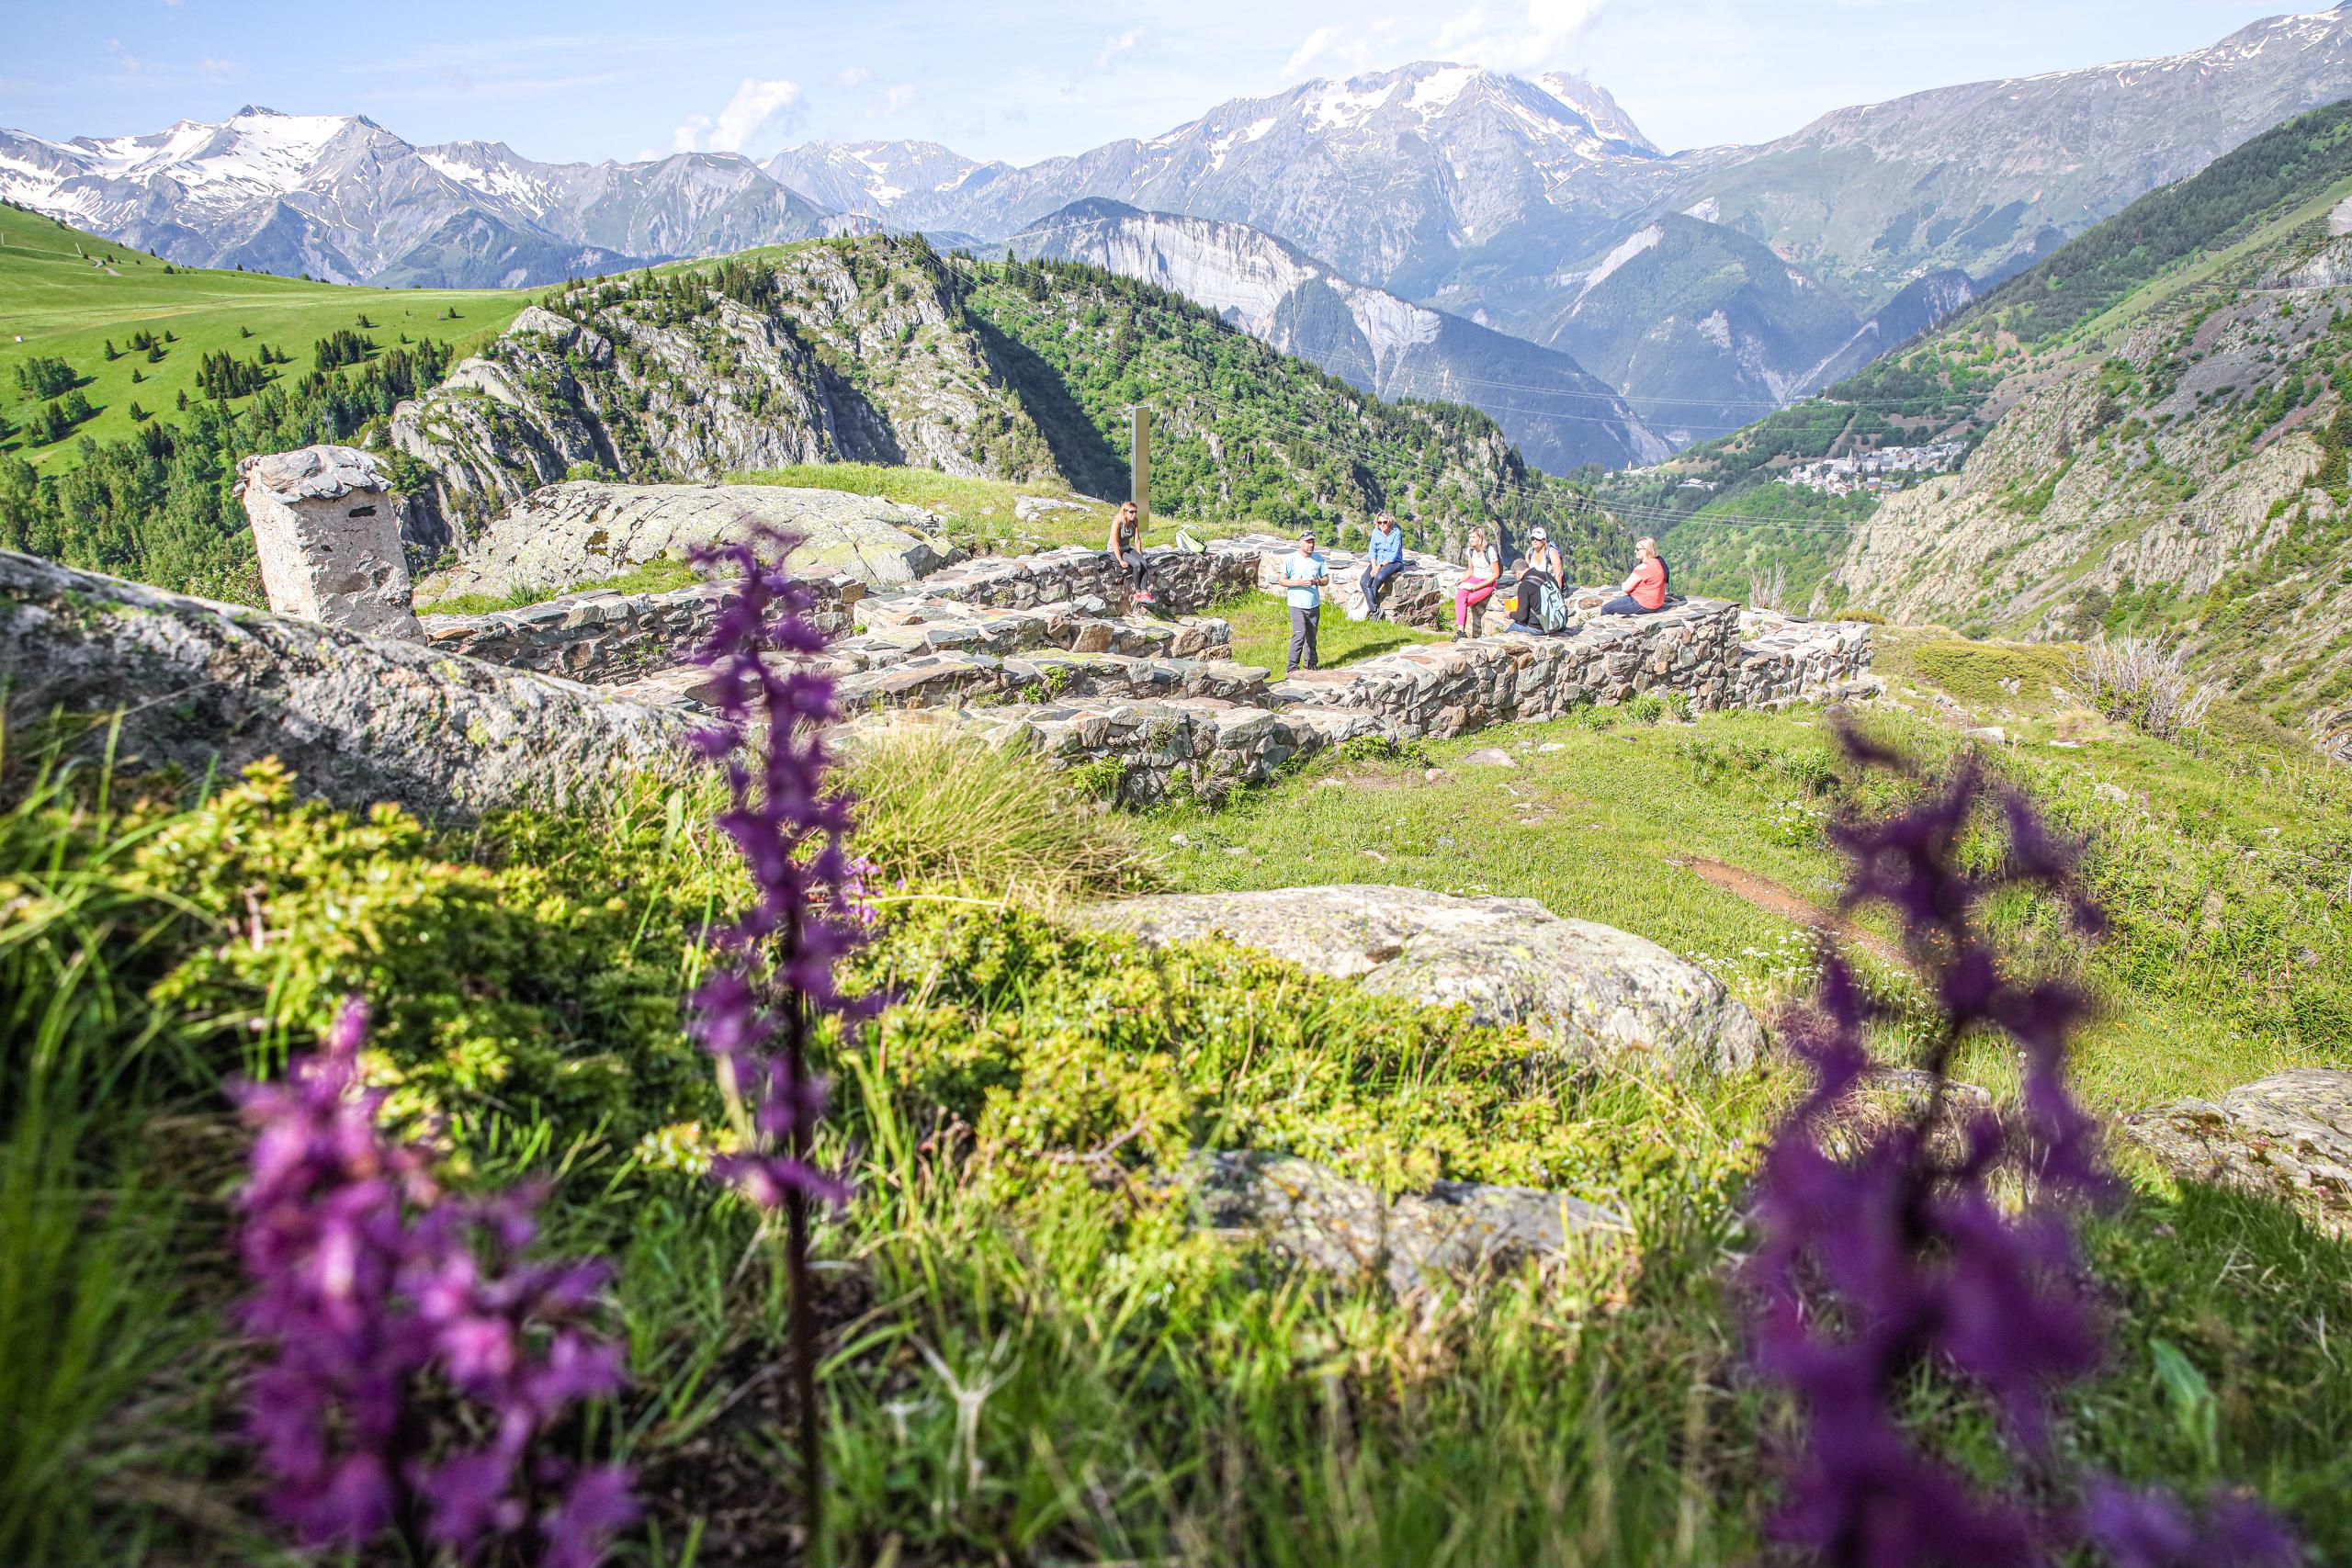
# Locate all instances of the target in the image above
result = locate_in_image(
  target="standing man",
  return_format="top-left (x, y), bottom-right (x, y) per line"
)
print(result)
top-left (1355, 512), bottom-right (1406, 621)
top-left (1280, 527), bottom-right (1329, 677)
top-left (1109, 500), bottom-right (1152, 606)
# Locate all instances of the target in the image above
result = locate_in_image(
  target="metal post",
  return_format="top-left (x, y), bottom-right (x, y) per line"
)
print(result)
top-left (1130, 406), bottom-right (1152, 526)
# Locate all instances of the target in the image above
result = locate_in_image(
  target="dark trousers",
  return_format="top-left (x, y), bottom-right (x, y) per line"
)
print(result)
top-left (1600, 594), bottom-right (1659, 615)
top-left (1286, 604), bottom-right (1320, 675)
top-left (1119, 551), bottom-right (1150, 592)
top-left (1358, 559), bottom-right (1404, 612)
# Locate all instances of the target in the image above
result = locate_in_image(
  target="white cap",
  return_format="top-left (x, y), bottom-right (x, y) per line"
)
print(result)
top-left (1532, 527), bottom-right (1548, 541)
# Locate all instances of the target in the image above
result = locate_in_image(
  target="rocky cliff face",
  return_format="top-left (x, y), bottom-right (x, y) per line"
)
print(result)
top-left (1830, 261), bottom-right (2352, 753)
top-left (1007, 200), bottom-right (1666, 471)
top-left (389, 242), bottom-right (1061, 541)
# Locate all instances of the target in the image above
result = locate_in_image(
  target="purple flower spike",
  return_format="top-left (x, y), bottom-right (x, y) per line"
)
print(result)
top-left (236, 998), bottom-right (635, 1566)
top-left (684, 522), bottom-right (876, 1548)
top-left (1749, 728), bottom-right (2298, 1567)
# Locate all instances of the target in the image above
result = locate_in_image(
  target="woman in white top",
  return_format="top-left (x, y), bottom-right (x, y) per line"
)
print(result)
top-left (1453, 525), bottom-right (1499, 637)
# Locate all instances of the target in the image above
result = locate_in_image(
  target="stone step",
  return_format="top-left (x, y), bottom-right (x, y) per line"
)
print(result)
top-left (844, 594), bottom-right (1231, 666)
top-left (835, 649), bottom-right (1270, 711)
top-left (842, 694), bottom-right (1377, 806)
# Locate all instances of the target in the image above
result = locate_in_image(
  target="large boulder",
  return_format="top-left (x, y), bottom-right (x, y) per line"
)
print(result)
top-left (0, 548), bottom-right (687, 820)
top-left (417, 482), bottom-right (963, 602)
top-left (1074, 885), bottom-right (1763, 1074)
top-left (2121, 1069), bottom-right (2352, 1235)
top-left (1188, 1150), bottom-right (1625, 1293)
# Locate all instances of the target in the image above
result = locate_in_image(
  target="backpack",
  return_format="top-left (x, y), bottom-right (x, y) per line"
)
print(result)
top-left (1521, 571), bottom-right (1569, 634)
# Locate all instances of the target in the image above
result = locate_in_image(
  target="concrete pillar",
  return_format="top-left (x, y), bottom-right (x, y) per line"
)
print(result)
top-left (237, 445), bottom-right (424, 642)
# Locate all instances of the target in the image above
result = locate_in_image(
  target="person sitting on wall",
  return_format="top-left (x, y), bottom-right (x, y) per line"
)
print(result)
top-left (1453, 526), bottom-right (1499, 639)
top-left (1601, 536), bottom-right (1670, 615)
top-left (1109, 500), bottom-right (1152, 605)
top-left (1354, 512), bottom-right (1407, 621)
top-left (1526, 526), bottom-right (1565, 581)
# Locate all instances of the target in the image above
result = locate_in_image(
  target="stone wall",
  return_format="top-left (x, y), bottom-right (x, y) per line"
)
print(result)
top-left (1734, 609), bottom-right (1878, 708)
top-left (419, 575), bottom-right (866, 680)
top-left (912, 543), bottom-right (1261, 615)
top-left (1274, 600), bottom-right (1743, 736)
top-left (0, 548), bottom-right (687, 820)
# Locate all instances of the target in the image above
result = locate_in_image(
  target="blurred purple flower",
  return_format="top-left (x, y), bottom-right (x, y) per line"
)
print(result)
top-left (235, 998), bottom-right (638, 1565)
top-left (1751, 730), bottom-right (2298, 1567)
top-left (684, 524), bottom-right (875, 1547)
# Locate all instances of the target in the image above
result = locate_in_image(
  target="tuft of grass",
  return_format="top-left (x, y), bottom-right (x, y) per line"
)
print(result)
top-left (413, 555), bottom-right (703, 617)
top-left (843, 726), bottom-right (1161, 906)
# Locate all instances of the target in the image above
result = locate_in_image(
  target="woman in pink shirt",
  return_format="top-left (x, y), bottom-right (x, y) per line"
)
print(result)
top-left (1602, 536), bottom-right (1669, 615)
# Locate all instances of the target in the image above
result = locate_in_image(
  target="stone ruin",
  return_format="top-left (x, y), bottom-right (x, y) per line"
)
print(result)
top-left (411, 515), bottom-right (1878, 807)
top-left (236, 445), bottom-right (424, 642)
top-left (199, 446), bottom-right (1878, 809)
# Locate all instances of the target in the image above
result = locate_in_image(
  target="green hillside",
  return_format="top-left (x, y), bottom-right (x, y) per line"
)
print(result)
top-left (1604, 99), bottom-right (2352, 633)
top-left (0, 200), bottom-right (524, 463)
top-left (0, 202), bottom-right (529, 601)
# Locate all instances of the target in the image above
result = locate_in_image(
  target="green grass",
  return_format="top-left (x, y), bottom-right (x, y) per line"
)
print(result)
top-left (413, 555), bottom-right (703, 616)
top-left (0, 201), bottom-right (524, 466)
top-left (1216, 592), bottom-right (1450, 676)
top-left (1154, 697), bottom-right (2350, 1111)
top-left (4, 632), bottom-right (2347, 1566)
top-left (729, 461), bottom-right (1264, 555)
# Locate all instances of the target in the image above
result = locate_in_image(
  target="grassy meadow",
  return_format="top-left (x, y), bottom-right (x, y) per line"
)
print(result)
top-left (1215, 591), bottom-right (1453, 677)
top-left (0, 200), bottom-right (523, 465)
top-left (4, 622), bottom-right (2347, 1565)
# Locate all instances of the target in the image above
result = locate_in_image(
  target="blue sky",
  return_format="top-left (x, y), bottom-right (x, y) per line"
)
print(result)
top-left (0, 0), bottom-right (2318, 165)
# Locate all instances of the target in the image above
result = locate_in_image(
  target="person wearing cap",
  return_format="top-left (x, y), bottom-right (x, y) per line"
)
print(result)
top-left (1527, 526), bottom-right (1564, 582)
top-left (1356, 512), bottom-right (1407, 620)
top-left (1278, 527), bottom-right (1330, 676)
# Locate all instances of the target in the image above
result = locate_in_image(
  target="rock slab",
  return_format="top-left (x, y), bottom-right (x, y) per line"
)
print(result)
top-left (0, 548), bottom-right (687, 820)
top-left (418, 482), bottom-right (961, 601)
top-left (2122, 1069), bottom-right (2352, 1235)
top-left (1077, 885), bottom-right (1764, 1075)
top-left (1189, 1150), bottom-right (1624, 1292)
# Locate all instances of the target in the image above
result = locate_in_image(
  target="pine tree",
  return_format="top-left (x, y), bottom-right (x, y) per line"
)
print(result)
top-left (102, 339), bottom-right (119, 361)
top-left (128, 401), bottom-right (148, 423)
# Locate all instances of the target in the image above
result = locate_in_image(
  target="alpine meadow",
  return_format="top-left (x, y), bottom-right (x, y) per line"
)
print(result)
top-left (3, 6), bottom-right (2349, 1568)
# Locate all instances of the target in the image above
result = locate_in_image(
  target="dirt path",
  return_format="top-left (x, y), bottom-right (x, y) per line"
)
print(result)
top-left (1673, 856), bottom-right (1906, 969)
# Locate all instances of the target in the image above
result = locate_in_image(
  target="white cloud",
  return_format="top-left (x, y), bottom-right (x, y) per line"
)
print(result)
top-left (1280, 26), bottom-right (1337, 80)
top-left (1435, 0), bottom-right (1611, 72)
top-left (670, 75), bottom-right (805, 154)
top-left (865, 83), bottom-right (918, 118)
top-left (1095, 27), bottom-right (1144, 70)
top-left (834, 65), bottom-right (871, 88)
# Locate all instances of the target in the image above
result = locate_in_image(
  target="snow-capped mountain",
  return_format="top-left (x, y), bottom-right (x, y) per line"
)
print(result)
top-left (0, 106), bottom-right (830, 287)
top-left (850, 62), bottom-right (1684, 300)
top-left (762, 141), bottom-right (1004, 218)
top-left (1009, 198), bottom-right (1667, 471)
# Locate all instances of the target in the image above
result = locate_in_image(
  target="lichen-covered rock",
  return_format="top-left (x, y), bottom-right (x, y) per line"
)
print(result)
top-left (2121, 1069), bottom-right (2352, 1235)
top-left (0, 548), bottom-right (687, 820)
top-left (1075, 885), bottom-right (1764, 1074)
top-left (417, 482), bottom-right (960, 601)
top-left (1187, 1150), bottom-right (1625, 1292)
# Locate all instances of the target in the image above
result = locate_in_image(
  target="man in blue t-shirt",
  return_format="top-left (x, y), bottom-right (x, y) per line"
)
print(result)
top-left (1279, 527), bottom-right (1329, 677)
top-left (1356, 512), bottom-right (1406, 621)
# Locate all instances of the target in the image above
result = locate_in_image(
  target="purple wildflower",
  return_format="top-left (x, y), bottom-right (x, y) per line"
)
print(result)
top-left (236, 998), bottom-right (638, 1565)
top-left (684, 524), bottom-right (875, 1546)
top-left (1751, 730), bottom-right (2298, 1567)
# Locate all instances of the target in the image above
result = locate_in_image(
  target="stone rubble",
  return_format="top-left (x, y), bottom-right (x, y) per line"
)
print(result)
top-left (2122, 1069), bottom-right (2352, 1236)
top-left (237, 445), bottom-right (424, 642)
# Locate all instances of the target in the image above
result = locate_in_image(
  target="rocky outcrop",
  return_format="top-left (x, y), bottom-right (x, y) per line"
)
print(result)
top-left (388, 243), bottom-right (1063, 539)
top-left (0, 548), bottom-right (686, 820)
top-left (1186, 1151), bottom-right (1626, 1292)
top-left (1074, 885), bottom-right (1764, 1075)
top-left (414, 482), bottom-right (962, 601)
top-left (2122, 1069), bottom-right (2352, 1235)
